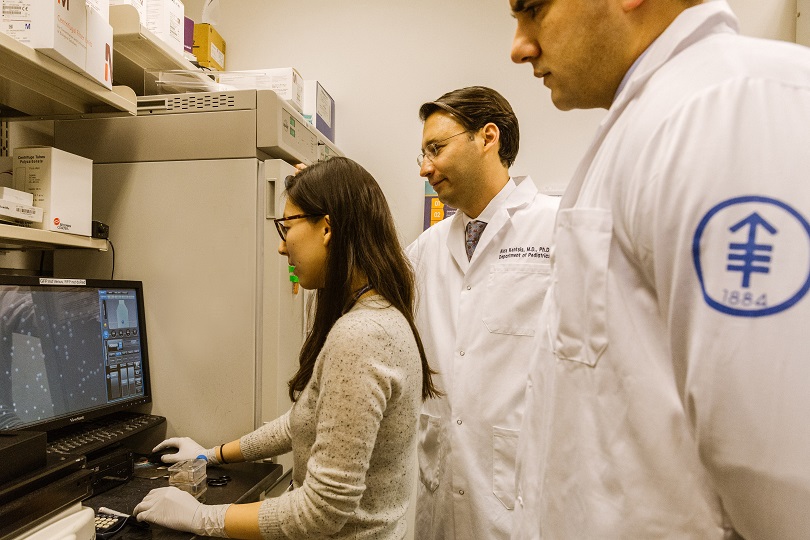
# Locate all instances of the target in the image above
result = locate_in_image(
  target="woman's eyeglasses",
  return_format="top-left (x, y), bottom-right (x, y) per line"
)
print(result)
top-left (273, 214), bottom-right (325, 241)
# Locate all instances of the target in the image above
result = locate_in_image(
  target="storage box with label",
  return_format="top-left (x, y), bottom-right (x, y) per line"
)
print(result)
top-left (30, 0), bottom-right (87, 73)
top-left (84, 5), bottom-right (113, 89)
top-left (303, 80), bottom-right (336, 143)
top-left (192, 22), bottom-right (225, 71)
top-left (217, 67), bottom-right (303, 112)
top-left (145, 0), bottom-right (184, 55)
top-left (12, 147), bottom-right (92, 237)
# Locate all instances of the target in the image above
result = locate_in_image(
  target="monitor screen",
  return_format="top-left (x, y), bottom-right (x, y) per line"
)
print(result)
top-left (0, 277), bottom-right (151, 433)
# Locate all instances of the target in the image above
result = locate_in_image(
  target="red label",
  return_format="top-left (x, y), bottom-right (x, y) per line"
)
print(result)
top-left (54, 217), bottom-right (61, 226)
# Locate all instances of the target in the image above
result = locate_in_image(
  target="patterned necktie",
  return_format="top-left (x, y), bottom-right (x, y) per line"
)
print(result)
top-left (465, 220), bottom-right (487, 261)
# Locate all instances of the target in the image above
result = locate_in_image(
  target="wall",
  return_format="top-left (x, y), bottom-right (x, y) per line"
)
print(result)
top-left (183, 0), bottom-right (797, 246)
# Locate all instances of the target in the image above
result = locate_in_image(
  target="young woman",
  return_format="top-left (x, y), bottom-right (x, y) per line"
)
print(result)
top-left (133, 157), bottom-right (438, 539)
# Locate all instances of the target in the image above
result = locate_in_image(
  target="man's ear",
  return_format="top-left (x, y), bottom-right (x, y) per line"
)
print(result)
top-left (322, 215), bottom-right (331, 247)
top-left (481, 122), bottom-right (500, 149)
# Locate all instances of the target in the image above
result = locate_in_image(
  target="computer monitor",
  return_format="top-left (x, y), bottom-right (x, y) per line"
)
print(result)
top-left (0, 276), bottom-right (151, 434)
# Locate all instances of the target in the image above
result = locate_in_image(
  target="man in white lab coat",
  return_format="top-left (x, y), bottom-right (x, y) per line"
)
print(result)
top-left (509, 0), bottom-right (810, 538)
top-left (407, 86), bottom-right (558, 540)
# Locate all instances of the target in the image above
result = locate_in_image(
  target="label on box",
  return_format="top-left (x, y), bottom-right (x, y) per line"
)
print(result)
top-left (210, 42), bottom-right (224, 68)
top-left (316, 85), bottom-right (332, 128)
top-left (1, 0), bottom-right (32, 42)
top-left (0, 199), bottom-right (43, 223)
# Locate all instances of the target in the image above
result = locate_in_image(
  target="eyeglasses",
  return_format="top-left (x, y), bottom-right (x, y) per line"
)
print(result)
top-left (273, 213), bottom-right (325, 241)
top-left (417, 131), bottom-right (470, 167)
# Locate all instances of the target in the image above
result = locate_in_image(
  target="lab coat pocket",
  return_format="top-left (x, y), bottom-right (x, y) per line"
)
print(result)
top-left (418, 413), bottom-right (444, 493)
top-left (482, 262), bottom-right (551, 336)
top-left (492, 426), bottom-right (519, 510)
top-left (552, 208), bottom-right (611, 367)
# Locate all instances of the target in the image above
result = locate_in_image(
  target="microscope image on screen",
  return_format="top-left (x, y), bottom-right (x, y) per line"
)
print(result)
top-left (0, 287), bottom-right (106, 429)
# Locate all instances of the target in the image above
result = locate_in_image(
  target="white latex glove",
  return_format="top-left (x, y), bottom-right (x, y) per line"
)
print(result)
top-left (153, 436), bottom-right (219, 465)
top-left (133, 486), bottom-right (230, 537)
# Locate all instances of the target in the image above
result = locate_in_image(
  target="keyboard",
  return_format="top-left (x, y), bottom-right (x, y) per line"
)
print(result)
top-left (47, 413), bottom-right (165, 456)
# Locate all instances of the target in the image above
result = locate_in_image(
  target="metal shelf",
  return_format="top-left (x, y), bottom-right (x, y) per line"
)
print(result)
top-left (0, 223), bottom-right (108, 251)
top-left (110, 4), bottom-right (205, 95)
top-left (0, 32), bottom-right (136, 121)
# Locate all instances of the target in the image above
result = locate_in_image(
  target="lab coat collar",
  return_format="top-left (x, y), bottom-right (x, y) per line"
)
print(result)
top-left (559, 0), bottom-right (738, 209)
top-left (448, 175), bottom-right (539, 270)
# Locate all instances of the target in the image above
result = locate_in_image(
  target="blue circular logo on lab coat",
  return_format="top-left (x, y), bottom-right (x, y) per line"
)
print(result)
top-left (693, 196), bottom-right (810, 317)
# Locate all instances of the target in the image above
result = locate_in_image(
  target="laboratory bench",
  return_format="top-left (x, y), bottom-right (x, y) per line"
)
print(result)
top-left (85, 460), bottom-right (285, 539)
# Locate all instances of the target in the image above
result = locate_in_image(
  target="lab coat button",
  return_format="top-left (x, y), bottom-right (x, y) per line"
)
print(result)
top-left (460, 350), bottom-right (465, 356)
top-left (459, 490), bottom-right (465, 495)
top-left (466, 285), bottom-right (471, 290)
top-left (457, 419), bottom-right (462, 425)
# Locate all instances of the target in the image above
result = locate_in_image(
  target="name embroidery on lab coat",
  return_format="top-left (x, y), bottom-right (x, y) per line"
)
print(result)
top-left (498, 245), bottom-right (551, 260)
top-left (692, 195), bottom-right (810, 317)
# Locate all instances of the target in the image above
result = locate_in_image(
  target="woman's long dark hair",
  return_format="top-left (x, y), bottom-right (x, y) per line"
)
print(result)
top-left (284, 157), bottom-right (438, 402)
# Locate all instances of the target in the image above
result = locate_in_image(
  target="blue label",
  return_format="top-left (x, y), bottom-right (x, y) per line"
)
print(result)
top-left (692, 196), bottom-right (810, 317)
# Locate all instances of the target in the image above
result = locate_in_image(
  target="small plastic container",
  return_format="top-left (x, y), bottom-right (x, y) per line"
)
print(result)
top-left (168, 457), bottom-right (207, 500)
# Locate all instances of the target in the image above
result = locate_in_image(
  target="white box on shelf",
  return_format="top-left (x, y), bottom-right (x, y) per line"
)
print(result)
top-left (12, 147), bottom-right (92, 237)
top-left (0, 186), bottom-right (34, 206)
top-left (0, 0), bottom-right (33, 43)
top-left (217, 67), bottom-right (304, 113)
top-left (145, 0), bottom-right (184, 55)
top-left (86, 0), bottom-right (110, 21)
top-left (30, 0), bottom-right (87, 73)
top-left (84, 5), bottom-right (113, 89)
top-left (110, 0), bottom-right (145, 23)
top-left (303, 80), bottom-right (336, 143)
top-left (0, 199), bottom-right (44, 224)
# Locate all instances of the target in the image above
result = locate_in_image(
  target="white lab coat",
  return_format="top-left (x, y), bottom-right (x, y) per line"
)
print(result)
top-left (407, 176), bottom-right (558, 540)
top-left (513, 2), bottom-right (810, 539)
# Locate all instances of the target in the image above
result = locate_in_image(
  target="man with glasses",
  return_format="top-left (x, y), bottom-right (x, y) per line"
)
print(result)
top-left (406, 86), bottom-right (558, 540)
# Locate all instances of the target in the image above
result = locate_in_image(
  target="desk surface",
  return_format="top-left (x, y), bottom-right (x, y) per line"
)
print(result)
top-left (85, 460), bottom-right (284, 539)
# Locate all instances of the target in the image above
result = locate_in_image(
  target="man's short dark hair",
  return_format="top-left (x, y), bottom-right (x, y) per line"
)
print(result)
top-left (419, 86), bottom-right (519, 167)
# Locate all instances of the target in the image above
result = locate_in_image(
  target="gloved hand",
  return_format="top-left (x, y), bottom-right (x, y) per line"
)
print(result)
top-left (152, 437), bottom-right (219, 465)
top-left (133, 486), bottom-right (230, 537)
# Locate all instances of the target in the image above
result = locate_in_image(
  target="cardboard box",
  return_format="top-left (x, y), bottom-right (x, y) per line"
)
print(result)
top-left (0, 0), bottom-right (33, 43)
top-left (12, 147), bottom-right (92, 237)
top-left (110, 0), bottom-right (145, 24)
top-left (217, 67), bottom-right (303, 112)
top-left (192, 22), bottom-right (225, 71)
top-left (0, 186), bottom-right (34, 205)
top-left (303, 80), bottom-right (336, 143)
top-left (145, 0), bottom-right (184, 55)
top-left (0, 199), bottom-right (43, 225)
top-left (30, 0), bottom-right (87, 73)
top-left (84, 5), bottom-right (113, 89)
